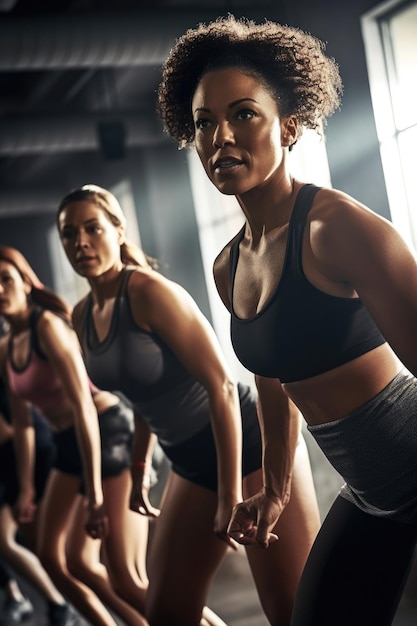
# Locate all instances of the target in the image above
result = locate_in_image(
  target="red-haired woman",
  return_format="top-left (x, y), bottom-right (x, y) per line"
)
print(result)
top-left (0, 245), bottom-right (151, 626)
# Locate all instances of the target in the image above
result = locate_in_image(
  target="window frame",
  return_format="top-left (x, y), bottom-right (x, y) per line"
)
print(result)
top-left (361, 0), bottom-right (417, 247)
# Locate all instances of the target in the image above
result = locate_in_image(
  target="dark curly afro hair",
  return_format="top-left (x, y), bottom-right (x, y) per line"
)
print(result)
top-left (158, 14), bottom-right (343, 149)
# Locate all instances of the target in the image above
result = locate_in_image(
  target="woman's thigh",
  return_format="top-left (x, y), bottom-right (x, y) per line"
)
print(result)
top-left (243, 436), bottom-right (321, 624)
top-left (65, 496), bottom-right (102, 572)
top-left (291, 495), bottom-right (417, 626)
top-left (37, 469), bottom-right (81, 560)
top-left (0, 505), bottom-right (18, 550)
top-left (146, 471), bottom-right (228, 624)
top-left (101, 470), bottom-right (149, 582)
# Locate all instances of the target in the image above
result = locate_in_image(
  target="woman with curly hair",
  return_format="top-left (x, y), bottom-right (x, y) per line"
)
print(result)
top-left (158, 13), bottom-right (417, 626)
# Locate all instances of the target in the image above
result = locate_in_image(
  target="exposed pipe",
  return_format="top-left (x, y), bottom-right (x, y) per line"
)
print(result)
top-left (0, 189), bottom-right (62, 216)
top-left (0, 113), bottom-right (166, 155)
top-left (0, 10), bottom-right (222, 70)
top-left (0, 7), bottom-right (272, 217)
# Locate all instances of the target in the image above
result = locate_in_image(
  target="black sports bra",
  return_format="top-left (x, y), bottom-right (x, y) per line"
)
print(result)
top-left (229, 184), bottom-right (386, 383)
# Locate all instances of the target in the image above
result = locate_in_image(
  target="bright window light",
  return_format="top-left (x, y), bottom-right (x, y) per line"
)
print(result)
top-left (361, 0), bottom-right (417, 247)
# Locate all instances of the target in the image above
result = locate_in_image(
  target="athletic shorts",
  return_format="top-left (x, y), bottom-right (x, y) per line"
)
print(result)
top-left (0, 437), bottom-right (55, 507)
top-left (160, 383), bottom-right (262, 491)
top-left (308, 368), bottom-right (417, 523)
top-left (53, 392), bottom-right (134, 493)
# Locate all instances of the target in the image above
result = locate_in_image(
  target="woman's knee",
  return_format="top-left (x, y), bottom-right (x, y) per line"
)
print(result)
top-left (37, 543), bottom-right (65, 579)
top-left (66, 551), bottom-right (93, 581)
top-left (107, 558), bottom-right (148, 594)
top-left (39, 555), bottom-right (64, 581)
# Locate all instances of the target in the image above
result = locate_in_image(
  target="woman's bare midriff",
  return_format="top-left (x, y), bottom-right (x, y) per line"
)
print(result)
top-left (283, 343), bottom-right (403, 426)
top-left (44, 390), bottom-right (120, 432)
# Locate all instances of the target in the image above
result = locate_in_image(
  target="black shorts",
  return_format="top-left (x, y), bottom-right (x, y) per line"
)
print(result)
top-left (53, 393), bottom-right (134, 493)
top-left (160, 383), bottom-right (262, 491)
top-left (0, 438), bottom-right (56, 508)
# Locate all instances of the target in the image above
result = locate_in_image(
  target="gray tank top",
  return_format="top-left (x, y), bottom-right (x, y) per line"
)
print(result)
top-left (79, 268), bottom-right (211, 446)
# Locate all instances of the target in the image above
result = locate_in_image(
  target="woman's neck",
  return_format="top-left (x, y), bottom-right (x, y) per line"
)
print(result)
top-left (89, 264), bottom-right (126, 309)
top-left (8, 306), bottom-right (32, 336)
top-left (237, 176), bottom-right (300, 238)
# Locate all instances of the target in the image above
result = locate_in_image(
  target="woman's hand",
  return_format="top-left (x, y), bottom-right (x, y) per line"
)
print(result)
top-left (214, 499), bottom-right (239, 550)
top-left (14, 488), bottom-right (36, 525)
top-left (84, 502), bottom-right (109, 540)
top-left (129, 472), bottom-right (160, 518)
top-left (227, 489), bottom-right (282, 549)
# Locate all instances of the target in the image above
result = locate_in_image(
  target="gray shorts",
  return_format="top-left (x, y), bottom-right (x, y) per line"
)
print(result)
top-left (308, 369), bottom-right (417, 523)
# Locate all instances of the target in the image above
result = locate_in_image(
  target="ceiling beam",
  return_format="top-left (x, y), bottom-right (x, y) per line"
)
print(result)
top-left (0, 113), bottom-right (167, 154)
top-left (0, 10), bottom-right (222, 70)
top-left (0, 189), bottom-right (63, 216)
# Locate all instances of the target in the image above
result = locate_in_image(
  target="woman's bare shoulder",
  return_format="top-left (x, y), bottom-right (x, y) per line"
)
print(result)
top-left (307, 186), bottom-right (399, 284)
top-left (126, 264), bottom-right (165, 293)
top-left (310, 186), bottom-right (381, 223)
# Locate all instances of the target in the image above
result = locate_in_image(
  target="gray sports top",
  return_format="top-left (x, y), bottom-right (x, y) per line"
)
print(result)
top-left (308, 368), bottom-right (417, 524)
top-left (78, 268), bottom-right (211, 446)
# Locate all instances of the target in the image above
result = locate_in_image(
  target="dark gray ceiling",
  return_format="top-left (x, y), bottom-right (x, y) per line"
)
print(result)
top-left (0, 0), bottom-right (284, 218)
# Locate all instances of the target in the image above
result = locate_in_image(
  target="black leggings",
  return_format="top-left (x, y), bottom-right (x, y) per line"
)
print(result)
top-left (0, 558), bottom-right (12, 587)
top-left (291, 495), bottom-right (417, 626)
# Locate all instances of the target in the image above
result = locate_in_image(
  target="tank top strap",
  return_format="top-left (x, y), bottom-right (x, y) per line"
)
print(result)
top-left (229, 226), bottom-right (246, 291)
top-left (291, 183), bottom-right (321, 224)
top-left (229, 184), bottom-right (321, 285)
top-left (120, 265), bottom-right (135, 296)
top-left (29, 306), bottom-right (48, 361)
top-left (82, 266), bottom-right (135, 350)
top-left (286, 183), bottom-right (322, 279)
top-left (79, 292), bottom-right (93, 347)
top-left (83, 265), bottom-right (132, 324)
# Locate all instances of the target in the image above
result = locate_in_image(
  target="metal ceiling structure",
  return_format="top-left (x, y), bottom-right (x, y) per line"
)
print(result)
top-left (0, 0), bottom-right (280, 217)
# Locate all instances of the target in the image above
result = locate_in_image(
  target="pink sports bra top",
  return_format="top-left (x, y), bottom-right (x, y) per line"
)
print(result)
top-left (6, 307), bottom-right (97, 416)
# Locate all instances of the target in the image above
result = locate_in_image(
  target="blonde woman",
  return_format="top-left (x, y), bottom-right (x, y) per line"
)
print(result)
top-left (56, 183), bottom-right (320, 626)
